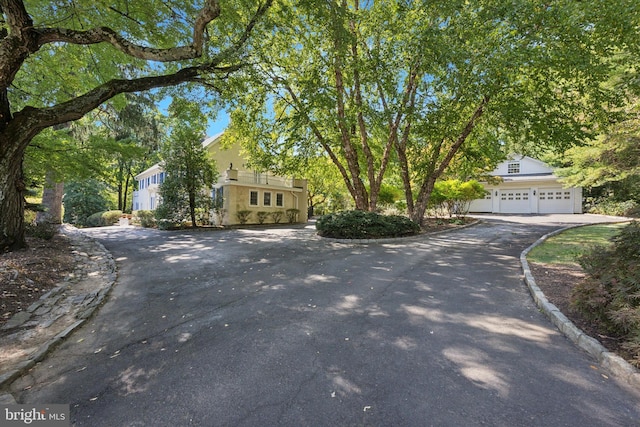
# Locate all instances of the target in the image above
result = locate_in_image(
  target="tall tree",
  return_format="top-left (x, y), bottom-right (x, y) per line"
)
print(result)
top-left (0, 0), bottom-right (272, 250)
top-left (553, 95), bottom-right (640, 203)
top-left (98, 94), bottom-right (164, 212)
top-left (226, 0), bottom-right (638, 225)
top-left (156, 99), bottom-right (218, 228)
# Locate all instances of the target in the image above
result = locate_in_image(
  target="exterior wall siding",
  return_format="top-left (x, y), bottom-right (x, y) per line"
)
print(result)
top-left (133, 134), bottom-right (309, 225)
top-left (468, 156), bottom-right (582, 214)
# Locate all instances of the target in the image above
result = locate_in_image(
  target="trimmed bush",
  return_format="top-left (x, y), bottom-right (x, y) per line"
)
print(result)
top-left (86, 210), bottom-right (123, 227)
top-left (316, 210), bottom-right (420, 239)
top-left (286, 208), bottom-right (299, 223)
top-left (134, 210), bottom-right (157, 228)
top-left (270, 211), bottom-right (284, 224)
top-left (571, 221), bottom-right (640, 366)
top-left (256, 211), bottom-right (269, 224)
top-left (236, 210), bottom-right (252, 224)
top-left (157, 219), bottom-right (179, 230)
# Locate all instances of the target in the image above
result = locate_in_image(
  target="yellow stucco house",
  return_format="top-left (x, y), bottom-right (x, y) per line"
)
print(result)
top-left (132, 132), bottom-right (308, 226)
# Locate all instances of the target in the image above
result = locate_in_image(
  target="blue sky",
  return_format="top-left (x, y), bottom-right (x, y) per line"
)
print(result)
top-left (158, 94), bottom-right (230, 137)
top-left (207, 110), bottom-right (230, 136)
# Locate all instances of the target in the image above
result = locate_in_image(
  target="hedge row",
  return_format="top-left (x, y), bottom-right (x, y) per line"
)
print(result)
top-left (316, 210), bottom-right (420, 239)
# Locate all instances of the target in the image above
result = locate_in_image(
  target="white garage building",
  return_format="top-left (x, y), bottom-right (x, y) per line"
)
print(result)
top-left (469, 155), bottom-right (582, 214)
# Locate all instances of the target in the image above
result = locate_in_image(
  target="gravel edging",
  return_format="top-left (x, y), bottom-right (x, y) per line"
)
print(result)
top-left (520, 224), bottom-right (640, 391)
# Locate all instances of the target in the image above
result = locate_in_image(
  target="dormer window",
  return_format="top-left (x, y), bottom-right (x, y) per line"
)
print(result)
top-left (507, 162), bottom-right (520, 174)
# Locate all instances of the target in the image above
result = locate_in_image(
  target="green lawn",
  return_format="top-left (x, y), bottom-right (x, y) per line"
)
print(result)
top-left (527, 222), bottom-right (629, 265)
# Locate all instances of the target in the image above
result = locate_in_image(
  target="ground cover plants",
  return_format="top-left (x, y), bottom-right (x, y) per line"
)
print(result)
top-left (527, 221), bottom-right (640, 367)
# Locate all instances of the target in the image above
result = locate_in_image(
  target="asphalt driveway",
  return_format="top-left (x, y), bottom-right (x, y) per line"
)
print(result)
top-left (11, 215), bottom-right (640, 426)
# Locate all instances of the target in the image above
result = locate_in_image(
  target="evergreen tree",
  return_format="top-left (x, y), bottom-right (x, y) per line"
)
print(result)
top-left (156, 100), bottom-right (217, 228)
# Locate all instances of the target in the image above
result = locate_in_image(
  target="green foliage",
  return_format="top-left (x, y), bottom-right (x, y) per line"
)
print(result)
top-left (256, 211), bottom-right (269, 224)
top-left (25, 222), bottom-right (57, 240)
top-left (378, 184), bottom-right (403, 205)
top-left (24, 209), bottom-right (37, 226)
top-left (155, 176), bottom-right (189, 225)
top-left (236, 210), bottom-right (252, 224)
top-left (225, 0), bottom-right (636, 222)
top-left (156, 99), bottom-right (218, 227)
top-left (86, 210), bottom-right (123, 227)
top-left (270, 211), bottom-right (284, 224)
top-left (316, 210), bottom-right (420, 239)
top-left (63, 180), bottom-right (113, 226)
top-left (431, 180), bottom-right (486, 218)
top-left (157, 219), bottom-right (179, 230)
top-left (133, 210), bottom-right (157, 228)
top-left (286, 208), bottom-right (299, 223)
top-left (586, 199), bottom-right (640, 217)
top-left (571, 221), bottom-right (640, 366)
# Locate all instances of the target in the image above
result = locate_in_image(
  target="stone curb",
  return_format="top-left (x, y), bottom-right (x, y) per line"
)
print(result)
top-left (0, 225), bottom-right (117, 403)
top-left (520, 223), bottom-right (640, 391)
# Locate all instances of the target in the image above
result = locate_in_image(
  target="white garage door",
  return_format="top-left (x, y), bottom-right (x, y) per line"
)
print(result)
top-left (499, 189), bottom-right (531, 213)
top-left (539, 188), bottom-right (573, 213)
top-left (469, 192), bottom-right (492, 212)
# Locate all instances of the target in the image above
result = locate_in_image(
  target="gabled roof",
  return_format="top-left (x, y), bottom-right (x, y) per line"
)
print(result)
top-left (134, 163), bottom-right (163, 180)
top-left (134, 132), bottom-right (225, 180)
top-left (201, 131), bottom-right (225, 150)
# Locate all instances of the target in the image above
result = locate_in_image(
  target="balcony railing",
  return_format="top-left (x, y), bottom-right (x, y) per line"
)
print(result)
top-left (224, 170), bottom-right (295, 188)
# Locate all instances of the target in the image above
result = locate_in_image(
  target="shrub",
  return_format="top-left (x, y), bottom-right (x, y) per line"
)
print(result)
top-left (236, 210), bottom-right (252, 224)
top-left (571, 221), bottom-right (640, 366)
top-left (431, 179), bottom-right (486, 218)
top-left (102, 210), bottom-right (122, 225)
top-left (85, 211), bottom-right (105, 227)
top-left (256, 211), bottom-right (269, 224)
top-left (270, 211), bottom-right (284, 224)
top-left (63, 179), bottom-right (112, 226)
top-left (587, 199), bottom-right (639, 217)
top-left (286, 208), bottom-right (299, 223)
top-left (86, 210), bottom-right (122, 227)
top-left (157, 219), bottom-right (180, 230)
top-left (316, 210), bottom-right (420, 239)
top-left (26, 222), bottom-right (57, 240)
top-left (134, 210), bottom-right (157, 228)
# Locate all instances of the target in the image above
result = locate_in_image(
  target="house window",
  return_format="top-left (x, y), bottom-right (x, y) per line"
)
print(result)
top-left (151, 174), bottom-right (157, 184)
top-left (263, 192), bottom-right (272, 206)
top-left (159, 172), bottom-right (165, 184)
top-left (139, 179), bottom-right (145, 190)
top-left (507, 162), bottom-right (520, 174)
top-left (276, 193), bottom-right (284, 207)
top-left (212, 187), bottom-right (224, 203)
top-left (250, 190), bottom-right (259, 206)
top-left (146, 177), bottom-right (151, 187)
top-left (150, 196), bottom-right (155, 210)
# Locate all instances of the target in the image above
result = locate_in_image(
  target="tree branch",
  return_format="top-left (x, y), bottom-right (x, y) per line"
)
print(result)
top-left (35, 0), bottom-right (221, 61)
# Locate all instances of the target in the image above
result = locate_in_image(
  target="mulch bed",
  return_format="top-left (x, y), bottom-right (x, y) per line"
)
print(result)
top-left (0, 235), bottom-right (75, 327)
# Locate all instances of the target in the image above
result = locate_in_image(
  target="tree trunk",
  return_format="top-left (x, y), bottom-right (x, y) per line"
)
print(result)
top-left (36, 170), bottom-right (64, 224)
top-left (411, 176), bottom-right (437, 226)
top-left (189, 191), bottom-right (197, 228)
top-left (123, 172), bottom-right (131, 213)
top-left (0, 148), bottom-right (26, 250)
